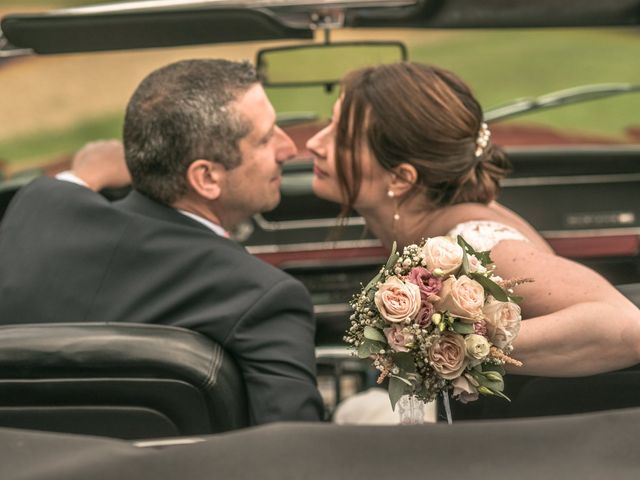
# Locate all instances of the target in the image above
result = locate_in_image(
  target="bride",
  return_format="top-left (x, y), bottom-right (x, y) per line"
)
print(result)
top-left (306, 61), bottom-right (640, 378)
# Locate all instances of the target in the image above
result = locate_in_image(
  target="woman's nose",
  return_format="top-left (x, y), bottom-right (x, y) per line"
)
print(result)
top-left (306, 125), bottom-right (329, 157)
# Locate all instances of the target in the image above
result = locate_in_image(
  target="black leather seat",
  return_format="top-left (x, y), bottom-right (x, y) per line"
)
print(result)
top-left (0, 323), bottom-right (248, 439)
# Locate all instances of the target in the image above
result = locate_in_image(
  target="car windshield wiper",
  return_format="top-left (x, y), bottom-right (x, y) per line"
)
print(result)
top-left (485, 83), bottom-right (640, 122)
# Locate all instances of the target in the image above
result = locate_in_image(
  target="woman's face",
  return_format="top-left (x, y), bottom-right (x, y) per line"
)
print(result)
top-left (306, 97), bottom-right (389, 210)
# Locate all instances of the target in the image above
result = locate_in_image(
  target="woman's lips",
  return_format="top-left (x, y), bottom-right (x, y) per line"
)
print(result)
top-left (314, 165), bottom-right (328, 178)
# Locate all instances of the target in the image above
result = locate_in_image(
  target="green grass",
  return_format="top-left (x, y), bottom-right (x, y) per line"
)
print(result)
top-left (409, 28), bottom-right (640, 138)
top-left (3, 28), bottom-right (640, 171)
top-left (0, 113), bottom-right (123, 167)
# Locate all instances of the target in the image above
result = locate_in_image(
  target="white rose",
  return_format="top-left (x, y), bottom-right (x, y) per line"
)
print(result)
top-left (422, 236), bottom-right (464, 275)
top-left (464, 334), bottom-right (491, 365)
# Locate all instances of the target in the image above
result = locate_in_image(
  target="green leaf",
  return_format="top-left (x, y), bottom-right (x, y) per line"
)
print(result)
top-left (470, 369), bottom-right (504, 392)
top-left (385, 242), bottom-right (399, 270)
top-left (357, 339), bottom-right (386, 359)
top-left (457, 235), bottom-right (492, 264)
top-left (482, 364), bottom-right (506, 375)
top-left (457, 235), bottom-right (476, 254)
top-left (508, 294), bottom-right (524, 304)
top-left (460, 249), bottom-right (470, 276)
top-left (393, 352), bottom-right (416, 374)
top-left (363, 269), bottom-right (383, 297)
top-left (389, 376), bottom-right (412, 411)
top-left (451, 321), bottom-right (475, 334)
top-left (470, 273), bottom-right (509, 301)
top-left (363, 326), bottom-right (386, 343)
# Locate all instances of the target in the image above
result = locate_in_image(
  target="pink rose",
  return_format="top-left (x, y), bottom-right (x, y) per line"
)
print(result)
top-left (452, 374), bottom-right (480, 404)
top-left (422, 236), bottom-right (464, 275)
top-left (383, 325), bottom-right (415, 352)
top-left (483, 297), bottom-right (522, 349)
top-left (434, 275), bottom-right (485, 322)
top-left (374, 276), bottom-right (421, 323)
top-left (428, 332), bottom-right (468, 380)
top-left (415, 299), bottom-right (435, 327)
top-left (407, 267), bottom-right (442, 300)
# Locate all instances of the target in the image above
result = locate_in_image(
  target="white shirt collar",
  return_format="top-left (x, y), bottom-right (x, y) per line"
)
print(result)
top-left (177, 210), bottom-right (229, 238)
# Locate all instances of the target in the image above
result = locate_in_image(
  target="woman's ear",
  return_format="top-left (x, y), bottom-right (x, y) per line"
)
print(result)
top-left (185, 159), bottom-right (224, 200)
top-left (389, 162), bottom-right (418, 197)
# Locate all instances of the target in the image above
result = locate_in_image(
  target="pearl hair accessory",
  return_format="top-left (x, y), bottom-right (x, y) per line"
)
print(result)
top-left (474, 122), bottom-right (491, 158)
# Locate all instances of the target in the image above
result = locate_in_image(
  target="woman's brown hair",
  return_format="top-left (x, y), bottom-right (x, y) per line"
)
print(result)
top-left (335, 62), bottom-right (511, 212)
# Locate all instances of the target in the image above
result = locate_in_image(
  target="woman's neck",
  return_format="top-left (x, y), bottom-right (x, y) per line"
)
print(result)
top-left (358, 197), bottom-right (445, 250)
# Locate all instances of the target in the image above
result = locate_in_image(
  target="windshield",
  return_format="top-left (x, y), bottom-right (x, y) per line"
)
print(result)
top-left (2, 4), bottom-right (640, 179)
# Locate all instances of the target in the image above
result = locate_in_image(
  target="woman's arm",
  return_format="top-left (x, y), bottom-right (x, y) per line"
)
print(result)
top-left (490, 240), bottom-right (640, 376)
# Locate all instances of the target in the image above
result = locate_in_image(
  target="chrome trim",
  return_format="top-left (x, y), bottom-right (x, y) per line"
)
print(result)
top-left (314, 303), bottom-right (352, 315)
top-left (316, 345), bottom-right (353, 359)
top-left (247, 238), bottom-right (382, 254)
top-left (134, 437), bottom-right (206, 448)
top-left (540, 227), bottom-right (640, 239)
top-left (253, 213), bottom-right (366, 231)
top-left (51, 0), bottom-right (416, 15)
top-left (503, 173), bottom-right (640, 187)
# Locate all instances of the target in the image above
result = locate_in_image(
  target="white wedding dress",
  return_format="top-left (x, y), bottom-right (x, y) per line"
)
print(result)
top-left (333, 220), bottom-right (528, 425)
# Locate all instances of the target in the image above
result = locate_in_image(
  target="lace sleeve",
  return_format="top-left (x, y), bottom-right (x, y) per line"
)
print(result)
top-left (447, 220), bottom-right (528, 252)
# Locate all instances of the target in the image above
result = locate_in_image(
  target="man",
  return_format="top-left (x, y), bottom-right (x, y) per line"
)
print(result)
top-left (0, 59), bottom-right (324, 424)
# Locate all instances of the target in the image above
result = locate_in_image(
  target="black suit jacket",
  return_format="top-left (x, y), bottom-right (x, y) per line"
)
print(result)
top-left (0, 177), bottom-right (323, 424)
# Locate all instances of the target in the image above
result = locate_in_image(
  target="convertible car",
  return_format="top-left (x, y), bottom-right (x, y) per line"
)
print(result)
top-left (1, 1), bottom-right (640, 478)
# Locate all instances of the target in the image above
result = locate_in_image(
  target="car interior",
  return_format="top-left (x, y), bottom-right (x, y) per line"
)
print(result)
top-left (0, 0), bottom-right (640, 452)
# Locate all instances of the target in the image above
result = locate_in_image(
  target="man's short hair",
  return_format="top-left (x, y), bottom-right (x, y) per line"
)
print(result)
top-left (123, 59), bottom-right (258, 205)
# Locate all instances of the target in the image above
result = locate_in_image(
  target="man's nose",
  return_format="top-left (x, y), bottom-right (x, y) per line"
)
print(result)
top-left (275, 126), bottom-right (298, 163)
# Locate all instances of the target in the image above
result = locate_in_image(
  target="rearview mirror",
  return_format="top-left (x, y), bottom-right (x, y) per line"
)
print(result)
top-left (257, 41), bottom-right (407, 87)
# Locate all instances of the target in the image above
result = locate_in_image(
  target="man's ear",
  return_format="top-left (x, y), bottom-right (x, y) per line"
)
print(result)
top-left (389, 162), bottom-right (418, 197)
top-left (185, 159), bottom-right (224, 200)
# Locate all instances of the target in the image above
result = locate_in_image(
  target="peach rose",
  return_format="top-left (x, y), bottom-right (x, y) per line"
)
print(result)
top-left (383, 325), bottom-right (415, 352)
top-left (422, 236), bottom-right (464, 275)
top-left (374, 276), bottom-right (421, 323)
top-left (483, 298), bottom-right (522, 349)
top-left (452, 374), bottom-right (480, 404)
top-left (428, 332), bottom-right (468, 380)
top-left (434, 275), bottom-right (485, 322)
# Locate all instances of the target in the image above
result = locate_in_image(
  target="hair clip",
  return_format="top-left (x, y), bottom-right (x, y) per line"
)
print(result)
top-left (474, 122), bottom-right (491, 158)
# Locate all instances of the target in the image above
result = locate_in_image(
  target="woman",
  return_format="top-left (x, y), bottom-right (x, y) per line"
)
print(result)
top-left (307, 62), bottom-right (640, 377)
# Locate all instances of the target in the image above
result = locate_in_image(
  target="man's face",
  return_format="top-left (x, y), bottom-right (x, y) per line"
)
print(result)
top-left (220, 84), bottom-right (297, 223)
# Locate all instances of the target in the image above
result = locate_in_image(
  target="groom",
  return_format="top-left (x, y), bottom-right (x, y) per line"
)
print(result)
top-left (0, 59), bottom-right (324, 425)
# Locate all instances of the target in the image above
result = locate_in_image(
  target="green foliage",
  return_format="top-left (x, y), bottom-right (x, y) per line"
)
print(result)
top-left (389, 376), bottom-right (412, 410)
top-left (0, 113), bottom-right (123, 167)
top-left (357, 339), bottom-right (386, 359)
top-left (363, 326), bottom-right (386, 343)
top-left (451, 321), bottom-right (475, 335)
top-left (470, 273), bottom-right (509, 302)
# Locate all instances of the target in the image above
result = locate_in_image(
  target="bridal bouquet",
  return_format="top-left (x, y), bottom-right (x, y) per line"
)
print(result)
top-left (345, 235), bottom-right (525, 409)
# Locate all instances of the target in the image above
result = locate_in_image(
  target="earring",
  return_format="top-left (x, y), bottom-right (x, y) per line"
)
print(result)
top-left (388, 190), bottom-right (400, 239)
